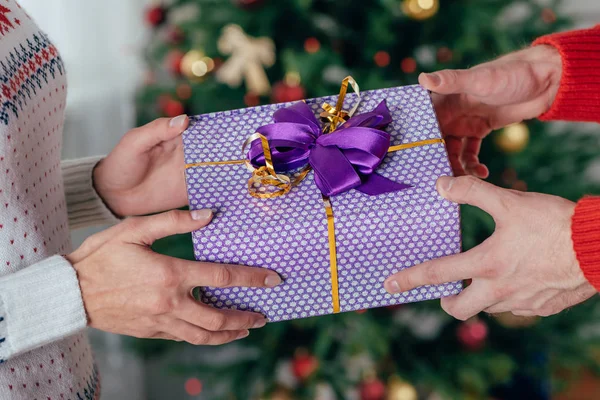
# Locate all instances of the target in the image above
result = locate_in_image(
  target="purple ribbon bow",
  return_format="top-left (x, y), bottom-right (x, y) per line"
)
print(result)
top-left (247, 100), bottom-right (411, 197)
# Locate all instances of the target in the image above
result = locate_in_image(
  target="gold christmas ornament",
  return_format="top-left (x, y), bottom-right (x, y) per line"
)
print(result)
top-left (387, 376), bottom-right (418, 400)
top-left (402, 0), bottom-right (440, 20)
top-left (268, 388), bottom-right (294, 400)
top-left (217, 24), bottom-right (276, 95)
top-left (495, 123), bottom-right (530, 153)
top-left (181, 50), bottom-right (215, 80)
top-left (495, 312), bottom-right (539, 328)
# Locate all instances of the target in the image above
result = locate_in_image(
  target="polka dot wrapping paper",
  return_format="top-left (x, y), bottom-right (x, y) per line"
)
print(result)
top-left (183, 85), bottom-right (462, 322)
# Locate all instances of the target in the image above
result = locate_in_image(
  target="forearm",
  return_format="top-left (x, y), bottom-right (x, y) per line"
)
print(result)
top-left (62, 156), bottom-right (120, 229)
top-left (533, 25), bottom-right (600, 123)
top-left (0, 256), bottom-right (87, 361)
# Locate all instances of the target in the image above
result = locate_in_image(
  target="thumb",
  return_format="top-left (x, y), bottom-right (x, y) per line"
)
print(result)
top-left (419, 67), bottom-right (498, 98)
top-left (126, 209), bottom-right (213, 245)
top-left (437, 176), bottom-right (513, 220)
top-left (127, 115), bottom-right (189, 152)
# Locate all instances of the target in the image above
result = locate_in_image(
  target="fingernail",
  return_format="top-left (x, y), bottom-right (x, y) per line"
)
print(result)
top-left (437, 176), bottom-right (455, 193)
top-left (265, 274), bottom-right (282, 287)
top-left (425, 73), bottom-right (441, 86)
top-left (385, 279), bottom-right (401, 294)
top-left (191, 209), bottom-right (212, 221)
top-left (236, 330), bottom-right (250, 340)
top-left (169, 114), bottom-right (187, 128)
top-left (252, 319), bottom-right (267, 329)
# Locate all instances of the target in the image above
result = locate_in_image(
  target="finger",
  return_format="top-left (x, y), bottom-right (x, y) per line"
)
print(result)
top-left (126, 209), bottom-right (213, 245)
top-left (461, 138), bottom-right (489, 179)
top-left (484, 302), bottom-right (513, 315)
top-left (384, 248), bottom-right (482, 294)
top-left (150, 332), bottom-right (182, 342)
top-left (167, 319), bottom-right (249, 346)
top-left (440, 283), bottom-right (497, 321)
top-left (175, 298), bottom-right (267, 331)
top-left (127, 115), bottom-right (189, 152)
top-left (443, 116), bottom-right (492, 139)
top-left (444, 136), bottom-right (466, 176)
top-left (176, 261), bottom-right (282, 289)
top-left (419, 67), bottom-right (502, 98)
top-left (436, 175), bottom-right (517, 219)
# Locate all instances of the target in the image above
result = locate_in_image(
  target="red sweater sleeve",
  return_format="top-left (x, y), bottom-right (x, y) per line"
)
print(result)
top-left (533, 26), bottom-right (600, 290)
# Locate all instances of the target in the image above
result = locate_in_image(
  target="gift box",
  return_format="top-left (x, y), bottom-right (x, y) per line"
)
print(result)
top-left (183, 79), bottom-right (462, 322)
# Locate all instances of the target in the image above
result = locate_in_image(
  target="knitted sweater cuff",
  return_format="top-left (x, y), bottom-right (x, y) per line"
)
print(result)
top-left (532, 25), bottom-right (600, 123)
top-left (572, 197), bottom-right (600, 291)
top-left (0, 256), bottom-right (87, 361)
top-left (62, 156), bottom-right (121, 230)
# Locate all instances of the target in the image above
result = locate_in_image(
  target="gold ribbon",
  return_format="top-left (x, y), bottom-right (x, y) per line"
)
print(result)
top-left (184, 78), bottom-right (445, 314)
top-left (320, 76), bottom-right (361, 133)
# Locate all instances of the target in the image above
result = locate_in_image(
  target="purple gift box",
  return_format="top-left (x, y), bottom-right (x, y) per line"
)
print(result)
top-left (183, 84), bottom-right (462, 322)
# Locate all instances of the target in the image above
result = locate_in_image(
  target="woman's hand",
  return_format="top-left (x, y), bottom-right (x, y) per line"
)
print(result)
top-left (384, 176), bottom-right (596, 320)
top-left (422, 44), bottom-right (562, 178)
top-left (67, 209), bottom-right (282, 344)
top-left (93, 115), bottom-right (190, 217)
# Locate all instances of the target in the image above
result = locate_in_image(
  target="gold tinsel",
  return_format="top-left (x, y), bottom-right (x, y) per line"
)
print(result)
top-left (401, 0), bottom-right (439, 20)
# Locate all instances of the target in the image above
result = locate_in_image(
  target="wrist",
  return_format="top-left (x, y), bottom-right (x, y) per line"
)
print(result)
top-left (92, 159), bottom-right (124, 218)
top-left (526, 44), bottom-right (562, 114)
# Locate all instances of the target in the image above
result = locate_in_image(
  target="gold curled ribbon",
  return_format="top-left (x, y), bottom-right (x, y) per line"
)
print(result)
top-left (320, 76), bottom-right (360, 133)
top-left (241, 133), bottom-right (293, 199)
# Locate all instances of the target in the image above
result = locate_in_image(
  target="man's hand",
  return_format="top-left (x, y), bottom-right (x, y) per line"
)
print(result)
top-left (93, 115), bottom-right (190, 217)
top-left (422, 44), bottom-right (562, 178)
top-left (384, 176), bottom-right (596, 320)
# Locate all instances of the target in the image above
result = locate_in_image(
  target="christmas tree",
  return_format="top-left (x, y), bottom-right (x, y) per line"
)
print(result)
top-left (136, 0), bottom-right (600, 399)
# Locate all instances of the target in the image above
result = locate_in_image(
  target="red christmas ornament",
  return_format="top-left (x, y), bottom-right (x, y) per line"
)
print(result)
top-left (166, 50), bottom-right (185, 76)
top-left (272, 81), bottom-right (306, 103)
top-left (234, 0), bottom-right (266, 9)
top-left (356, 309), bottom-right (368, 314)
top-left (145, 5), bottom-right (166, 27)
top-left (176, 83), bottom-right (193, 100)
top-left (304, 37), bottom-right (321, 54)
top-left (359, 377), bottom-right (386, 400)
top-left (167, 26), bottom-right (185, 45)
top-left (437, 47), bottom-right (453, 63)
top-left (541, 8), bottom-right (556, 24)
top-left (401, 57), bottom-right (417, 74)
top-left (512, 180), bottom-right (528, 192)
top-left (244, 92), bottom-right (261, 107)
top-left (184, 377), bottom-right (203, 396)
top-left (457, 319), bottom-right (488, 351)
top-left (292, 350), bottom-right (319, 381)
top-left (374, 51), bottom-right (391, 68)
top-left (162, 98), bottom-right (185, 118)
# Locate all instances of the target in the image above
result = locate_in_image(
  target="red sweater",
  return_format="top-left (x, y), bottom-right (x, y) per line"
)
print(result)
top-left (533, 26), bottom-right (600, 290)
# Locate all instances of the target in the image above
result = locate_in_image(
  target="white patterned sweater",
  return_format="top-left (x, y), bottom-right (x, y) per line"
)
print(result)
top-left (0, 1), bottom-right (119, 399)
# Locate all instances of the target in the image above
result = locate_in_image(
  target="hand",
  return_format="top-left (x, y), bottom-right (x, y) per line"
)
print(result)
top-left (93, 115), bottom-right (190, 217)
top-left (67, 209), bottom-right (282, 345)
top-left (420, 44), bottom-right (562, 178)
top-left (384, 176), bottom-right (596, 320)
